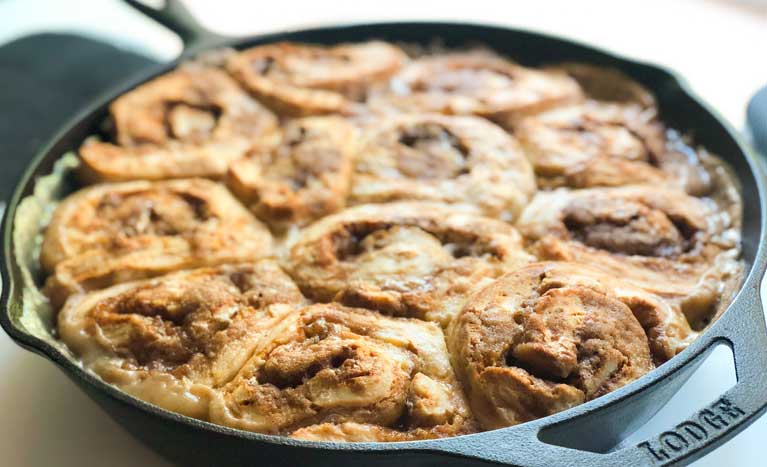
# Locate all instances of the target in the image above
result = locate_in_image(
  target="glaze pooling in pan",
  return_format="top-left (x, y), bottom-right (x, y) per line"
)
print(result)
top-left (351, 114), bottom-right (535, 221)
top-left (79, 66), bottom-right (279, 182)
top-left (34, 41), bottom-right (744, 443)
top-left (41, 178), bottom-right (273, 307)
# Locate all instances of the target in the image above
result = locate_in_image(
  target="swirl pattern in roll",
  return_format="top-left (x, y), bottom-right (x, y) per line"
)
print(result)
top-left (351, 114), bottom-right (535, 221)
top-left (448, 262), bottom-right (658, 430)
top-left (79, 66), bottom-right (278, 182)
top-left (227, 116), bottom-right (357, 230)
top-left (227, 41), bottom-right (407, 116)
top-left (210, 303), bottom-right (475, 440)
top-left (369, 50), bottom-right (581, 118)
top-left (285, 202), bottom-right (533, 325)
top-left (514, 100), bottom-right (712, 193)
top-left (57, 261), bottom-right (306, 420)
top-left (517, 186), bottom-right (742, 329)
top-left (41, 179), bottom-right (273, 307)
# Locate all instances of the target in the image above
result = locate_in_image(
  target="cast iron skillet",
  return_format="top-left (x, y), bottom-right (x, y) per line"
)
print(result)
top-left (2, 2), bottom-right (767, 466)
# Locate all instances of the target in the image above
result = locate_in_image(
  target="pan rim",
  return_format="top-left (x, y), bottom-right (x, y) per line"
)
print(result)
top-left (1, 20), bottom-right (765, 452)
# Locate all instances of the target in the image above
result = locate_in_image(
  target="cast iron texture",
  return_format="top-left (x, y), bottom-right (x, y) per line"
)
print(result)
top-left (1, 3), bottom-right (766, 466)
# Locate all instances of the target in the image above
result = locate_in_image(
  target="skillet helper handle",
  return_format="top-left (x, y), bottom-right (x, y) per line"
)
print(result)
top-left (613, 283), bottom-right (767, 466)
top-left (432, 282), bottom-right (767, 466)
top-left (122, 0), bottom-right (229, 56)
top-left (748, 85), bottom-right (767, 157)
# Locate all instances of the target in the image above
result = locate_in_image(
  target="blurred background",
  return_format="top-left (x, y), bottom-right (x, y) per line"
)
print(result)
top-left (0, 0), bottom-right (765, 465)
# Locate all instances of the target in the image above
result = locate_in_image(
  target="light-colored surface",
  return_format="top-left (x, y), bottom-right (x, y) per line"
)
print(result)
top-left (0, 0), bottom-right (765, 466)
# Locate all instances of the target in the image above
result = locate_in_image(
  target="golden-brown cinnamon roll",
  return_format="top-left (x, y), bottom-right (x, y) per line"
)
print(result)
top-left (41, 179), bottom-right (272, 307)
top-left (550, 63), bottom-right (657, 109)
top-left (284, 202), bottom-right (533, 325)
top-left (226, 41), bottom-right (407, 116)
top-left (351, 114), bottom-right (535, 221)
top-left (209, 303), bottom-right (475, 440)
top-left (79, 66), bottom-right (278, 182)
top-left (227, 116), bottom-right (357, 230)
top-left (447, 262), bottom-right (658, 430)
top-left (517, 186), bottom-right (741, 329)
top-left (57, 261), bottom-right (306, 420)
top-left (514, 100), bottom-right (713, 193)
top-left (369, 50), bottom-right (581, 119)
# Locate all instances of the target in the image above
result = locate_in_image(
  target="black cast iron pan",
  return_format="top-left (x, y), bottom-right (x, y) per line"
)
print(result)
top-left (2, 1), bottom-right (767, 465)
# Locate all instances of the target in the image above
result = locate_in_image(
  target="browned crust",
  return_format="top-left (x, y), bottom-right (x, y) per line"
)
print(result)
top-left (41, 179), bottom-right (273, 307)
top-left (351, 114), bottom-right (535, 222)
top-left (79, 66), bottom-right (278, 182)
top-left (227, 116), bottom-right (358, 231)
top-left (227, 41), bottom-right (407, 116)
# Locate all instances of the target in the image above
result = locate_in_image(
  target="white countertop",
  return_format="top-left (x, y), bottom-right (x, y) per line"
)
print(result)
top-left (1, 1), bottom-right (765, 465)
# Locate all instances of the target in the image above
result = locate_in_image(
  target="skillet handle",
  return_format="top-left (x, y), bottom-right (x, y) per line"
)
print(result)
top-left (121, 0), bottom-right (229, 56)
top-left (747, 85), bottom-right (767, 157)
top-left (429, 281), bottom-right (767, 466)
top-left (615, 282), bottom-right (767, 466)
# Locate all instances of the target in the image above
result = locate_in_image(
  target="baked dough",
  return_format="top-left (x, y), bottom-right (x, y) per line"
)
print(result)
top-left (79, 66), bottom-right (278, 182)
top-left (57, 261), bottom-right (306, 419)
top-left (227, 116), bottom-right (357, 230)
top-left (514, 100), bottom-right (712, 193)
top-left (351, 114), bottom-right (535, 221)
top-left (369, 50), bottom-right (581, 119)
top-left (41, 179), bottom-right (272, 307)
top-left (517, 186), bottom-right (741, 328)
top-left (285, 202), bottom-right (533, 325)
top-left (210, 303), bottom-right (475, 440)
top-left (448, 262), bottom-right (657, 430)
top-left (227, 41), bottom-right (407, 116)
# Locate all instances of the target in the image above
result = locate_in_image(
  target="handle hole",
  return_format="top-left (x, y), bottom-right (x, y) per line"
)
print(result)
top-left (617, 343), bottom-right (735, 450)
top-left (537, 342), bottom-right (735, 454)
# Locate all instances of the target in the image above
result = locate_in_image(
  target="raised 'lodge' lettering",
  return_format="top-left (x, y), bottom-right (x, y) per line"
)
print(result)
top-left (638, 398), bottom-right (746, 463)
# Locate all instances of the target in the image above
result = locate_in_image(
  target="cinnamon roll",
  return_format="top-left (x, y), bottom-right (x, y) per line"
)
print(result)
top-left (285, 202), bottom-right (533, 325)
top-left (514, 98), bottom-right (711, 194)
top-left (227, 116), bottom-right (357, 230)
top-left (550, 63), bottom-right (657, 109)
top-left (226, 41), bottom-right (407, 116)
top-left (41, 179), bottom-right (272, 307)
top-left (447, 262), bottom-right (658, 430)
top-left (57, 261), bottom-right (306, 420)
top-left (351, 115), bottom-right (535, 221)
top-left (79, 66), bottom-right (278, 182)
top-left (517, 186), bottom-right (741, 329)
top-left (209, 303), bottom-right (475, 440)
top-left (369, 50), bottom-right (581, 119)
